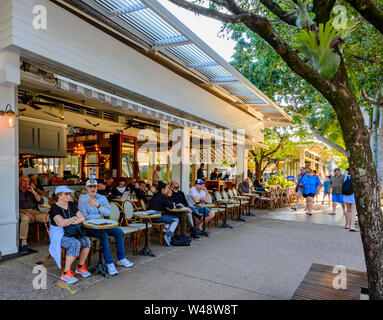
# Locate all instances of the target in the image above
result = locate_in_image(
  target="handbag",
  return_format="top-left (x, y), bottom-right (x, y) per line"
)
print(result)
top-left (64, 224), bottom-right (85, 239)
top-left (295, 173), bottom-right (306, 193)
top-left (342, 176), bottom-right (354, 196)
top-left (61, 206), bottom-right (85, 239)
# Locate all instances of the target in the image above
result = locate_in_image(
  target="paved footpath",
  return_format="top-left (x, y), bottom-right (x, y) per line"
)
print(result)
top-left (0, 203), bottom-right (365, 300)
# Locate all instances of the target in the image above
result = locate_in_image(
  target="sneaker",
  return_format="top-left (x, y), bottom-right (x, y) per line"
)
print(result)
top-left (190, 233), bottom-right (200, 239)
top-left (349, 228), bottom-right (359, 232)
top-left (117, 258), bottom-right (135, 268)
top-left (61, 270), bottom-right (78, 284)
top-left (164, 228), bottom-right (174, 237)
top-left (328, 212), bottom-right (336, 215)
top-left (20, 245), bottom-right (29, 255)
top-left (291, 207), bottom-right (297, 211)
top-left (190, 227), bottom-right (202, 235)
top-left (75, 265), bottom-right (91, 278)
top-left (164, 234), bottom-right (171, 246)
top-left (106, 263), bottom-right (118, 276)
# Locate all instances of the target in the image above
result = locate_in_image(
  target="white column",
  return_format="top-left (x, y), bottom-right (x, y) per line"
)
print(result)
top-left (0, 50), bottom-right (20, 255)
top-left (236, 130), bottom-right (247, 182)
top-left (171, 126), bottom-right (190, 194)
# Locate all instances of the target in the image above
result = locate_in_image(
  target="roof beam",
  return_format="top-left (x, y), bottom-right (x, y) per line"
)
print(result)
top-left (108, 3), bottom-right (147, 17)
top-left (187, 62), bottom-right (219, 68)
top-left (152, 36), bottom-right (190, 49)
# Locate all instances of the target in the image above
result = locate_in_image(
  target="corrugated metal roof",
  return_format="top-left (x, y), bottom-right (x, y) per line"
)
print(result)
top-left (69, 0), bottom-right (292, 126)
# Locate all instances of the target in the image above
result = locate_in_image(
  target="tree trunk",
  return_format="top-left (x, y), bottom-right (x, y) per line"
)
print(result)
top-left (329, 68), bottom-right (383, 300)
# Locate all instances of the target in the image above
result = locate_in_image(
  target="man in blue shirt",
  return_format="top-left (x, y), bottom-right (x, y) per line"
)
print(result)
top-left (78, 179), bottom-right (134, 275)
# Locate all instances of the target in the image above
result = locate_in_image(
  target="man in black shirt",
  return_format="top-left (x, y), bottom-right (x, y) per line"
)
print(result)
top-left (148, 183), bottom-right (179, 246)
top-left (197, 163), bottom-right (205, 180)
top-left (97, 179), bottom-right (114, 201)
top-left (210, 168), bottom-right (219, 180)
top-left (170, 180), bottom-right (201, 238)
top-left (134, 181), bottom-right (151, 204)
top-left (19, 175), bottom-right (45, 254)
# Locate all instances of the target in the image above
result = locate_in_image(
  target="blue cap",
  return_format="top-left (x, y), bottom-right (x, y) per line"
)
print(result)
top-left (54, 185), bottom-right (74, 195)
top-left (195, 179), bottom-right (204, 185)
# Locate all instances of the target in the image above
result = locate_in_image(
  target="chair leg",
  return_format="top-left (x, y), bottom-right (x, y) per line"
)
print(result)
top-left (42, 253), bottom-right (51, 267)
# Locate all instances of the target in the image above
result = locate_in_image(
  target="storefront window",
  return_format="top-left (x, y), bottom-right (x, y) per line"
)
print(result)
top-left (122, 137), bottom-right (135, 177)
top-left (85, 153), bottom-right (99, 179)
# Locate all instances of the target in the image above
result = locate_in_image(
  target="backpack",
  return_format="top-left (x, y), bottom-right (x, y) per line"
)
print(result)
top-left (342, 176), bottom-right (354, 195)
top-left (170, 235), bottom-right (191, 246)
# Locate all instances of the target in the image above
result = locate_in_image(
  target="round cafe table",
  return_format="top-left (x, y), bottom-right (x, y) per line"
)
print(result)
top-left (232, 195), bottom-right (249, 222)
top-left (241, 193), bottom-right (257, 216)
top-left (83, 219), bottom-right (119, 278)
top-left (195, 203), bottom-right (215, 237)
top-left (133, 211), bottom-right (161, 257)
top-left (217, 199), bottom-right (236, 229)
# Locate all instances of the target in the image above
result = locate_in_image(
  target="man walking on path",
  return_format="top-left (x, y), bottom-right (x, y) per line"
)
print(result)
top-left (329, 168), bottom-right (345, 215)
top-left (292, 167), bottom-right (306, 211)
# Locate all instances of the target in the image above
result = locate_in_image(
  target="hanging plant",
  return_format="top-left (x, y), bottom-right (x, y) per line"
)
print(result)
top-left (294, 19), bottom-right (358, 79)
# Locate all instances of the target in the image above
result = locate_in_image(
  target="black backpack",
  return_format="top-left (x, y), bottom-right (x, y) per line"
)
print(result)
top-left (342, 176), bottom-right (354, 195)
top-left (170, 235), bottom-right (191, 246)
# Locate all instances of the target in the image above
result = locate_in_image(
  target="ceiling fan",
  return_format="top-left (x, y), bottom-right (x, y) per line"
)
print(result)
top-left (84, 119), bottom-right (100, 127)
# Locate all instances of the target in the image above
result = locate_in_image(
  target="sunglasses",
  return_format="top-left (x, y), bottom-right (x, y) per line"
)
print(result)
top-left (63, 192), bottom-right (71, 196)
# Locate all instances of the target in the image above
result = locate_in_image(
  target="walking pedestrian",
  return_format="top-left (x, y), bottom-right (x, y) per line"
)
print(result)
top-left (343, 168), bottom-right (359, 232)
top-left (299, 168), bottom-right (321, 215)
top-left (322, 176), bottom-right (331, 205)
top-left (292, 167), bottom-right (306, 210)
top-left (329, 168), bottom-right (346, 215)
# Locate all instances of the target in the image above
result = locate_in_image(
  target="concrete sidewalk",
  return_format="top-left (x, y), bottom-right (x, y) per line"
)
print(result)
top-left (0, 204), bottom-right (365, 300)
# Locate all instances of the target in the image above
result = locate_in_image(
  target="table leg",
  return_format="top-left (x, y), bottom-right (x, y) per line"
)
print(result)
top-left (219, 204), bottom-right (233, 229)
top-left (134, 218), bottom-right (155, 257)
top-left (235, 199), bottom-right (246, 222)
top-left (90, 229), bottom-right (108, 278)
top-left (245, 197), bottom-right (256, 217)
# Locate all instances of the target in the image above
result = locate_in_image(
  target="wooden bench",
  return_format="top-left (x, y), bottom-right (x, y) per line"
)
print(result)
top-left (291, 263), bottom-right (368, 300)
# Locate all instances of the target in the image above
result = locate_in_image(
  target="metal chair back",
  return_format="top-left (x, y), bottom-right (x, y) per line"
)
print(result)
top-left (109, 202), bottom-right (122, 222)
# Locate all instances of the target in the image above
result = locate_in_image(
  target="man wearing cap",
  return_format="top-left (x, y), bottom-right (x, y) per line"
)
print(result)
top-left (78, 179), bottom-right (134, 276)
top-left (188, 179), bottom-right (215, 232)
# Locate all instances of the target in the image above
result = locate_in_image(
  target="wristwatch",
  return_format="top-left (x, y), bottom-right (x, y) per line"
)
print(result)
top-left (96, 203), bottom-right (101, 209)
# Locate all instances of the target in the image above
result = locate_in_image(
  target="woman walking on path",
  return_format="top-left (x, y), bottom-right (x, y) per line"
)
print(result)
top-left (299, 168), bottom-right (321, 216)
top-left (343, 168), bottom-right (359, 232)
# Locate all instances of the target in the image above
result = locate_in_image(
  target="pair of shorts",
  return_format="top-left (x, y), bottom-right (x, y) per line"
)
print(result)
top-left (191, 207), bottom-right (211, 220)
top-left (61, 236), bottom-right (91, 257)
top-left (332, 193), bottom-right (344, 203)
top-left (303, 193), bottom-right (315, 198)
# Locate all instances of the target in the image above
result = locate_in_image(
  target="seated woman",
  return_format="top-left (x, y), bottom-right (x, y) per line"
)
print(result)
top-left (253, 179), bottom-right (265, 191)
top-left (112, 178), bottom-right (127, 199)
top-left (49, 185), bottom-right (91, 284)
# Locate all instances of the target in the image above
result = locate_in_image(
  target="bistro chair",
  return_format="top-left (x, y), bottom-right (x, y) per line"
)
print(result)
top-left (221, 190), bottom-right (240, 219)
top-left (214, 191), bottom-right (236, 221)
top-left (122, 200), bottom-right (151, 248)
top-left (136, 199), bottom-right (164, 246)
top-left (228, 189), bottom-right (249, 213)
top-left (205, 192), bottom-right (224, 226)
top-left (109, 202), bottom-right (138, 253)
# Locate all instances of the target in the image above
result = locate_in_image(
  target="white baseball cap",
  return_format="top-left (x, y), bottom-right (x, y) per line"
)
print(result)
top-left (54, 185), bottom-right (74, 195)
top-left (86, 179), bottom-right (98, 187)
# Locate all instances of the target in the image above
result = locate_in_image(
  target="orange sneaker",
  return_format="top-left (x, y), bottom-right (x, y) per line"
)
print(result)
top-left (75, 265), bottom-right (91, 278)
top-left (61, 270), bottom-right (78, 284)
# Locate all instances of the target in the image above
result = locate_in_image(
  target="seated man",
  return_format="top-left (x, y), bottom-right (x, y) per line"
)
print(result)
top-left (209, 168), bottom-right (219, 180)
top-left (187, 179), bottom-right (215, 231)
top-left (78, 179), bottom-right (134, 276)
top-left (134, 181), bottom-right (152, 204)
top-left (238, 178), bottom-right (255, 207)
top-left (148, 182), bottom-right (179, 246)
top-left (170, 180), bottom-right (202, 239)
top-left (19, 175), bottom-right (45, 254)
top-left (97, 179), bottom-right (114, 202)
